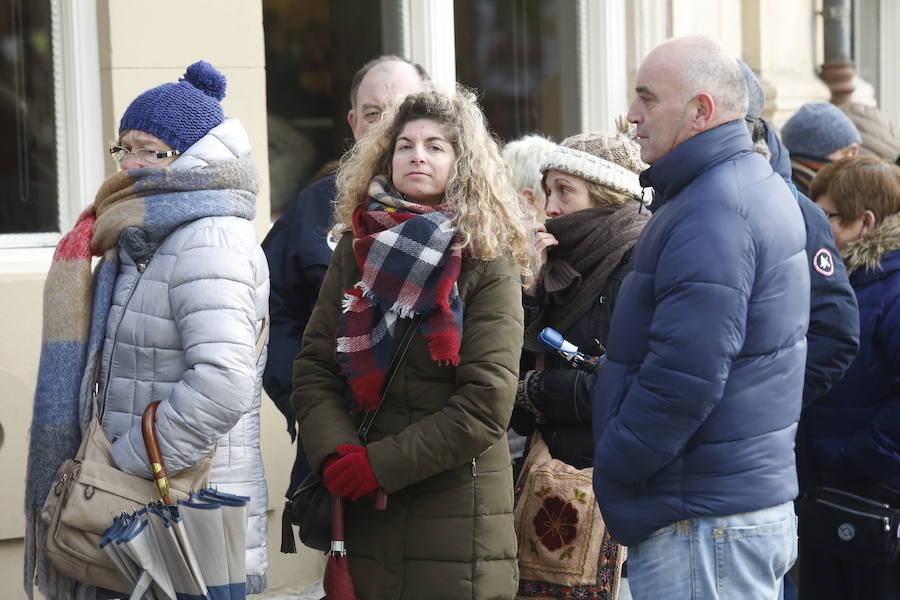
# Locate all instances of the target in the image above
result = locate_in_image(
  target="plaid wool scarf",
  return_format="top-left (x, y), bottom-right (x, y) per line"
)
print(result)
top-left (24, 156), bottom-right (257, 600)
top-left (337, 176), bottom-right (463, 410)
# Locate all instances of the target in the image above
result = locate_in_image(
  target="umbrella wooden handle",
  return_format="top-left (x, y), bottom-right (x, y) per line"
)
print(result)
top-left (141, 401), bottom-right (171, 504)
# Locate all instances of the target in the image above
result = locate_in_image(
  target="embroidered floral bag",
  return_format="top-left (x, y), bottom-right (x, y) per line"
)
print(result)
top-left (513, 432), bottom-right (626, 599)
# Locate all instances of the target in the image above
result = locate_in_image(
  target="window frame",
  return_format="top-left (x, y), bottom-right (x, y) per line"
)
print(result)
top-left (406, 0), bottom-right (628, 140)
top-left (0, 0), bottom-right (104, 261)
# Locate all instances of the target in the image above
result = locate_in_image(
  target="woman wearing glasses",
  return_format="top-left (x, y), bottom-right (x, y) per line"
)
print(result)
top-left (25, 60), bottom-right (269, 599)
top-left (799, 156), bottom-right (900, 599)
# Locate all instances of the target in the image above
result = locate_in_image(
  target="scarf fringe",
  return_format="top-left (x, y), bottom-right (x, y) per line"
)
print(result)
top-left (427, 331), bottom-right (461, 366)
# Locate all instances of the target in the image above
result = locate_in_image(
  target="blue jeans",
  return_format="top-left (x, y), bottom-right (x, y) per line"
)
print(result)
top-left (627, 502), bottom-right (798, 600)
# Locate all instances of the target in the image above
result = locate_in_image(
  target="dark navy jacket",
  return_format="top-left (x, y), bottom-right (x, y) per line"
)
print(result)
top-left (592, 120), bottom-right (810, 546)
top-left (804, 228), bottom-right (900, 491)
top-left (763, 122), bottom-right (860, 407)
top-left (262, 174), bottom-right (335, 492)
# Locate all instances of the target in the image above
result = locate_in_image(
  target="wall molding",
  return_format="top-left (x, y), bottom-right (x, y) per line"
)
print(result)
top-left (408, 0), bottom-right (457, 92)
top-left (879, 0), bottom-right (900, 124)
top-left (583, 0), bottom-right (629, 132)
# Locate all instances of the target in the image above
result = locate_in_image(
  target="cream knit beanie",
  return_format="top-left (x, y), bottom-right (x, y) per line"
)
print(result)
top-left (540, 130), bottom-right (647, 199)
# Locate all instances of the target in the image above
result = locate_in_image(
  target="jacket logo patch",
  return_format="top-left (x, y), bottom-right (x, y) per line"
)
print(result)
top-left (813, 248), bottom-right (835, 277)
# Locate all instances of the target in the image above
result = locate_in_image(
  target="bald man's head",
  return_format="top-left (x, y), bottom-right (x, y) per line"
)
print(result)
top-left (627, 35), bottom-right (748, 164)
top-left (663, 36), bottom-right (748, 121)
top-left (347, 57), bottom-right (429, 141)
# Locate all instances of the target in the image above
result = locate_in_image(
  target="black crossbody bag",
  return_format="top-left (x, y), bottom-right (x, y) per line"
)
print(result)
top-left (797, 472), bottom-right (900, 566)
top-left (281, 317), bottom-right (422, 553)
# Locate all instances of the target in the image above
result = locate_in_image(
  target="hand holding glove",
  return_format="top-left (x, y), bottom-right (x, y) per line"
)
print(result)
top-left (322, 443), bottom-right (380, 501)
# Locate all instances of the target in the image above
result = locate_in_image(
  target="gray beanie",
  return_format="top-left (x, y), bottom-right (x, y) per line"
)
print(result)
top-left (738, 60), bottom-right (765, 123)
top-left (781, 102), bottom-right (861, 159)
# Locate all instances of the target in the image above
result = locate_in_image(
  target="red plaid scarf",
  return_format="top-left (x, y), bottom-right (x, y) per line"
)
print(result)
top-left (337, 177), bottom-right (463, 410)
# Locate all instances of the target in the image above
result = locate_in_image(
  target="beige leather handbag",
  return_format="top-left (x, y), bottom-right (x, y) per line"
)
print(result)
top-left (40, 410), bottom-right (212, 593)
top-left (40, 315), bottom-right (268, 593)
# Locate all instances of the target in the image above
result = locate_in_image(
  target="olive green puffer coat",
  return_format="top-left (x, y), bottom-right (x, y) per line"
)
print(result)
top-left (292, 233), bottom-right (523, 600)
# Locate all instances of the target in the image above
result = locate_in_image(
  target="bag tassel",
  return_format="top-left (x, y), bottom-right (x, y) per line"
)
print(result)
top-left (281, 501), bottom-right (297, 554)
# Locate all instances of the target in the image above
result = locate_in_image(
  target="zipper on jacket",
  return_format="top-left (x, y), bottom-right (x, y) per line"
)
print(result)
top-left (471, 444), bottom-right (494, 477)
top-left (820, 486), bottom-right (891, 510)
top-left (136, 252), bottom-right (155, 273)
top-left (99, 254), bottom-right (153, 422)
top-left (815, 498), bottom-right (892, 532)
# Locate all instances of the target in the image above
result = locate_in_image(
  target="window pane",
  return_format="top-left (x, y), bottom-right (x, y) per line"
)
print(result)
top-left (263, 0), bottom-right (384, 219)
top-left (455, 0), bottom-right (566, 144)
top-left (0, 0), bottom-right (58, 234)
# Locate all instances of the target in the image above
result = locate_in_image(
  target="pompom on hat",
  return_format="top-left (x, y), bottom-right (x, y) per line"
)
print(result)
top-left (540, 127), bottom-right (648, 200)
top-left (119, 60), bottom-right (227, 152)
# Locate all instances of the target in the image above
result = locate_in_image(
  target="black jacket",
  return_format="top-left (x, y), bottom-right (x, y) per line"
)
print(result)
top-left (262, 174), bottom-right (335, 492)
top-left (511, 249), bottom-right (634, 469)
top-left (763, 122), bottom-right (860, 406)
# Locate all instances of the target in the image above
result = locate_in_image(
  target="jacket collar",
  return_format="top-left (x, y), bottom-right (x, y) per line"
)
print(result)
top-left (639, 119), bottom-right (753, 207)
top-left (762, 120), bottom-right (792, 184)
top-left (843, 212), bottom-right (900, 284)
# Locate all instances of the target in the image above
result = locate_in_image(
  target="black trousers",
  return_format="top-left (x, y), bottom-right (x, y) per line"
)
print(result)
top-left (799, 536), bottom-right (900, 599)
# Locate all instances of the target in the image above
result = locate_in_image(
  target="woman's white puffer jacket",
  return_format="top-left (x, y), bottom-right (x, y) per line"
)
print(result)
top-left (98, 118), bottom-right (270, 593)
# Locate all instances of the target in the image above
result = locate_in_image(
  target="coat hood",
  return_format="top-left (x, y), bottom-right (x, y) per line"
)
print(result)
top-left (171, 116), bottom-right (251, 170)
top-left (762, 120), bottom-right (794, 185)
top-left (842, 212), bottom-right (900, 276)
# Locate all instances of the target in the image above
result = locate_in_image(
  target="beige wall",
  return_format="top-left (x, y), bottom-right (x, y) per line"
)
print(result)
top-left (1, 1), bottom-right (322, 598)
top-left (627, 0), bottom-right (838, 129)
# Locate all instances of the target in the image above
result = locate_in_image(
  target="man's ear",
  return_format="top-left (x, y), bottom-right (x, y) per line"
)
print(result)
top-left (693, 92), bottom-right (716, 130)
top-left (347, 109), bottom-right (359, 140)
top-left (860, 209), bottom-right (877, 236)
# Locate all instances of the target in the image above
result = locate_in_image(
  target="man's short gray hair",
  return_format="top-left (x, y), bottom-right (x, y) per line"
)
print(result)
top-left (678, 36), bottom-right (748, 122)
top-left (502, 134), bottom-right (558, 208)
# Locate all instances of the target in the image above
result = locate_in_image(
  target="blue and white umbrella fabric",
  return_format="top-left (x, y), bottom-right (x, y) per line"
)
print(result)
top-left (100, 488), bottom-right (249, 600)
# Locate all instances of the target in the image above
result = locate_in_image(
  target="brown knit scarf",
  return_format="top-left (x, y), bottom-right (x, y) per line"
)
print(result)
top-left (524, 201), bottom-right (649, 352)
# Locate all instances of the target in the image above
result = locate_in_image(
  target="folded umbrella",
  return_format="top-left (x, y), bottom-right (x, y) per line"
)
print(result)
top-left (98, 401), bottom-right (250, 600)
top-left (322, 493), bottom-right (357, 600)
top-left (192, 488), bottom-right (249, 599)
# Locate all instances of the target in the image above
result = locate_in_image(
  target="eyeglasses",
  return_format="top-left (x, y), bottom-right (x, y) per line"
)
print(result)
top-left (825, 212), bottom-right (841, 219)
top-left (109, 145), bottom-right (180, 164)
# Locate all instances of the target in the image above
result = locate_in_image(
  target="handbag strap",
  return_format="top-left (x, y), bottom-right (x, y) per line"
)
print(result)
top-left (255, 313), bottom-right (270, 364)
top-left (357, 315), bottom-right (424, 442)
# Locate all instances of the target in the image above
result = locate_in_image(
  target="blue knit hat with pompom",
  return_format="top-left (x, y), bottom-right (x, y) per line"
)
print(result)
top-left (119, 60), bottom-right (226, 152)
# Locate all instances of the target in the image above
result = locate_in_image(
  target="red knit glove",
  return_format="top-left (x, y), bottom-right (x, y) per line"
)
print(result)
top-left (322, 443), bottom-right (379, 501)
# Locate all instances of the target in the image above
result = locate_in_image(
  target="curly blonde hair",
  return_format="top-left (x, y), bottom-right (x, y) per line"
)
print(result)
top-left (334, 87), bottom-right (533, 285)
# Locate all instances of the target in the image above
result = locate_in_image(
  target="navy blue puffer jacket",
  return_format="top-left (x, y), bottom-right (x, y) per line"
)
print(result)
top-left (592, 120), bottom-right (810, 546)
top-left (804, 214), bottom-right (900, 491)
top-left (763, 122), bottom-right (859, 407)
top-left (262, 174), bottom-right (335, 493)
